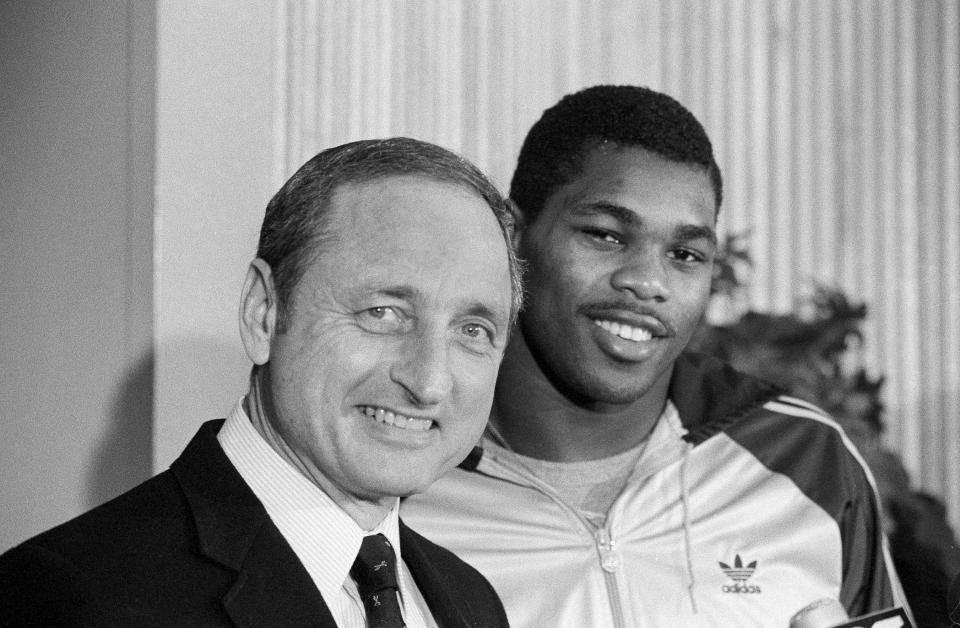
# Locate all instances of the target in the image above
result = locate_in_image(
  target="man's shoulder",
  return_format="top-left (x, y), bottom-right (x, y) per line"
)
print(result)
top-left (671, 355), bottom-right (877, 498)
top-left (0, 421), bottom-right (242, 625)
top-left (2, 420), bottom-right (230, 565)
top-left (719, 393), bottom-right (881, 515)
top-left (5, 467), bottom-right (187, 561)
top-left (670, 352), bottom-right (784, 439)
top-left (0, 468), bottom-right (207, 625)
top-left (726, 392), bottom-right (859, 461)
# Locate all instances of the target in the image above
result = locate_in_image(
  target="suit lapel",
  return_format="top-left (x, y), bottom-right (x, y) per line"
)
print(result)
top-left (220, 521), bottom-right (338, 627)
top-left (171, 420), bottom-right (338, 627)
top-left (400, 521), bottom-right (470, 628)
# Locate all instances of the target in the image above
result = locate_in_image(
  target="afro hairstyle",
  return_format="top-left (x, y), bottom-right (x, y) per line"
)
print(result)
top-left (509, 85), bottom-right (723, 222)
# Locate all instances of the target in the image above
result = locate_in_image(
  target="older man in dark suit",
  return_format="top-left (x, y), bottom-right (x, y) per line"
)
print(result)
top-left (0, 138), bottom-right (521, 627)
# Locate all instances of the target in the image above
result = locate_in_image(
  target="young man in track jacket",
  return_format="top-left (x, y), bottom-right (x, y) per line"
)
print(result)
top-left (402, 85), bottom-right (910, 627)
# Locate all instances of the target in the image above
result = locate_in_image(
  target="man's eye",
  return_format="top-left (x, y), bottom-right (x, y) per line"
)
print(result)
top-left (582, 228), bottom-right (623, 246)
top-left (367, 306), bottom-right (398, 320)
top-left (669, 248), bottom-right (706, 263)
top-left (359, 306), bottom-right (407, 332)
top-left (460, 323), bottom-right (492, 342)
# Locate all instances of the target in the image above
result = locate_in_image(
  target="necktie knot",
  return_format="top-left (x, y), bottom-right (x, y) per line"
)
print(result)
top-left (351, 534), bottom-right (404, 628)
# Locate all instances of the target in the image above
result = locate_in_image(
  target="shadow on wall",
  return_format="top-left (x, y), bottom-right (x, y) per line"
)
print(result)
top-left (86, 335), bottom-right (249, 509)
top-left (152, 335), bottom-right (250, 470)
top-left (87, 350), bottom-right (154, 509)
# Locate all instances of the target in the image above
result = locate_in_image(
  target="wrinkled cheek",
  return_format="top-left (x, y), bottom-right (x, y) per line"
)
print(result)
top-left (453, 365), bottom-right (498, 424)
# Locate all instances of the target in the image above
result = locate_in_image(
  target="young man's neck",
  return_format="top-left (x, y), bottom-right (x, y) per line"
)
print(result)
top-left (490, 331), bottom-right (670, 463)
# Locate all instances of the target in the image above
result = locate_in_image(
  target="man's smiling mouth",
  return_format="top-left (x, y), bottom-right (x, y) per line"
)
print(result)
top-left (361, 405), bottom-right (433, 431)
top-left (593, 319), bottom-right (653, 342)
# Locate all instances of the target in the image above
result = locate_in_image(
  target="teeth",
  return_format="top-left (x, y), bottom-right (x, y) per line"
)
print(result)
top-left (594, 319), bottom-right (653, 342)
top-left (362, 406), bottom-right (432, 432)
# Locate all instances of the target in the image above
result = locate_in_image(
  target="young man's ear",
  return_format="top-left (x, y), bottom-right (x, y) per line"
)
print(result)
top-left (239, 258), bottom-right (278, 366)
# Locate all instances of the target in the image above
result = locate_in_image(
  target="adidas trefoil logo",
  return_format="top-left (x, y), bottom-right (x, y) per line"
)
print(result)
top-left (719, 554), bottom-right (761, 594)
top-left (719, 554), bottom-right (756, 581)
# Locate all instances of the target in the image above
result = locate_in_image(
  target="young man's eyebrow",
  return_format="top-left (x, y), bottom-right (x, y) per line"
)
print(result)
top-left (577, 203), bottom-right (717, 246)
top-left (575, 202), bottom-right (639, 226)
top-left (675, 224), bottom-right (717, 246)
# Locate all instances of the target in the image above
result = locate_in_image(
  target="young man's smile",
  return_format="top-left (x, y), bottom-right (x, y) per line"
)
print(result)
top-left (588, 308), bottom-right (672, 362)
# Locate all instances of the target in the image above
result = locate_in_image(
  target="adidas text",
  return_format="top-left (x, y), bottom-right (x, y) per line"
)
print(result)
top-left (722, 583), bottom-right (762, 594)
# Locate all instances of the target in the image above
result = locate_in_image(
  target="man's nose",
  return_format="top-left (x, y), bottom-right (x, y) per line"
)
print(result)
top-left (389, 331), bottom-right (453, 406)
top-left (610, 252), bottom-right (671, 302)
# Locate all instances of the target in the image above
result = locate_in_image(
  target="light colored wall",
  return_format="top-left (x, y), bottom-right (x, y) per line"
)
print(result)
top-left (0, 0), bottom-right (154, 552)
top-left (152, 1), bottom-right (276, 468)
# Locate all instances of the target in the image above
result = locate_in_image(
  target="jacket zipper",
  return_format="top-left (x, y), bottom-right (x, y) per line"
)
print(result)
top-left (595, 527), bottom-right (628, 628)
top-left (483, 455), bottom-right (629, 628)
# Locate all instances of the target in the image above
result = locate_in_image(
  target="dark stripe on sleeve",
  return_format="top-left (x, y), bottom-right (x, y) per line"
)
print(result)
top-left (724, 403), bottom-right (896, 614)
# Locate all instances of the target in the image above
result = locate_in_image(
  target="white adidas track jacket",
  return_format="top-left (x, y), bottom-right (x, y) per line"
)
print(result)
top-left (402, 353), bottom-right (909, 627)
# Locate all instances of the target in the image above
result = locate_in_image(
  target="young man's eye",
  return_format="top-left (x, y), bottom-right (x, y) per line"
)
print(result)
top-left (669, 248), bottom-right (706, 263)
top-left (582, 228), bottom-right (623, 246)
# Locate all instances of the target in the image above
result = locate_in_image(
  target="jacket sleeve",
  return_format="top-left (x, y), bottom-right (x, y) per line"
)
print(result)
top-left (0, 542), bottom-right (102, 627)
top-left (724, 396), bottom-right (913, 621)
top-left (837, 455), bottom-right (913, 621)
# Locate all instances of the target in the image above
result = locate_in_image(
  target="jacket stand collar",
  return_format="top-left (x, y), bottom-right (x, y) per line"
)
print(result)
top-left (669, 352), bottom-right (783, 444)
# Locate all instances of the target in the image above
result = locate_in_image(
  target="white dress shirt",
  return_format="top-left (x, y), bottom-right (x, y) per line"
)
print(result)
top-left (218, 398), bottom-right (437, 628)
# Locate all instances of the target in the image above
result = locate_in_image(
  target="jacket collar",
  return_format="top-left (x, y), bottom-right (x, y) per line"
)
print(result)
top-left (669, 352), bottom-right (782, 444)
top-left (399, 520), bottom-right (475, 628)
top-left (170, 420), bottom-right (337, 627)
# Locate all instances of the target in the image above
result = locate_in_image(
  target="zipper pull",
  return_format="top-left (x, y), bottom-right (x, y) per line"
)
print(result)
top-left (596, 528), bottom-right (621, 572)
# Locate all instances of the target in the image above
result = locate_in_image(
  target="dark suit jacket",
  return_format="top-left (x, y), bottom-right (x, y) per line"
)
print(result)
top-left (0, 420), bottom-right (509, 627)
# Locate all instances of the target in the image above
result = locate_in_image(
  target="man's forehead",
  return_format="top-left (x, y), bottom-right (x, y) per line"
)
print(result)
top-left (321, 176), bottom-right (493, 237)
top-left (550, 150), bottom-right (716, 223)
top-left (330, 173), bottom-right (480, 207)
top-left (308, 173), bottom-right (513, 313)
top-left (314, 177), bottom-right (511, 296)
top-left (571, 145), bottom-right (716, 202)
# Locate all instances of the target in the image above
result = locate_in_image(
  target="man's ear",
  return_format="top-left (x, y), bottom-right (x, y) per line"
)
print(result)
top-left (506, 199), bottom-right (526, 249)
top-left (239, 258), bottom-right (278, 366)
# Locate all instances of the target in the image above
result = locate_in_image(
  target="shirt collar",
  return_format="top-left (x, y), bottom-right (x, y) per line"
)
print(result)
top-left (218, 397), bottom-right (402, 611)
